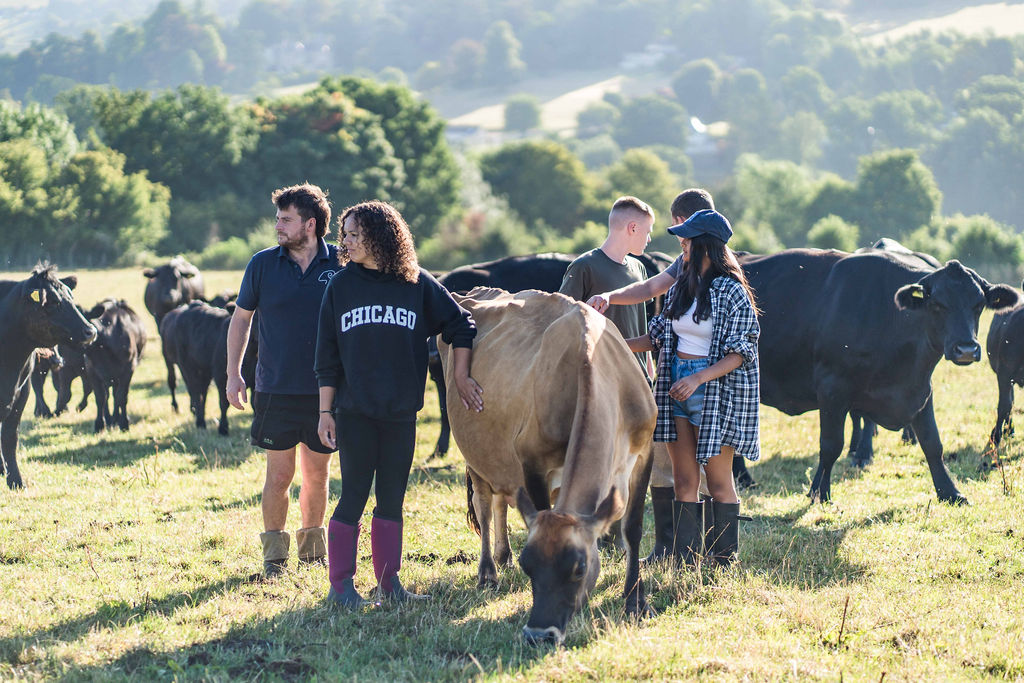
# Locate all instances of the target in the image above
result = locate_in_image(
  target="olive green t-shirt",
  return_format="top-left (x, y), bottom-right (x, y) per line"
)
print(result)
top-left (559, 248), bottom-right (650, 376)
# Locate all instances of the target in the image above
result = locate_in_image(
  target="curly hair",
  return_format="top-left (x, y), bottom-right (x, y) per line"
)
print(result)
top-left (337, 201), bottom-right (419, 283)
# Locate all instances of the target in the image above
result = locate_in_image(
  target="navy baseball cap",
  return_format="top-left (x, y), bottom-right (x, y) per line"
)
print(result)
top-left (667, 209), bottom-right (733, 243)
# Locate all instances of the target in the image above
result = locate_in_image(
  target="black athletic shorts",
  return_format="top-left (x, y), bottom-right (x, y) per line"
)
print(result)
top-left (250, 392), bottom-right (335, 454)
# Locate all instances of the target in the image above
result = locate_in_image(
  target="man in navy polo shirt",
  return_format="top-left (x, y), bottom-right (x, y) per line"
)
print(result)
top-left (226, 183), bottom-right (340, 578)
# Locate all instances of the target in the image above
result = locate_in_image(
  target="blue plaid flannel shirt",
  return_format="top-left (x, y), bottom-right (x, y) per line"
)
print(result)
top-left (649, 276), bottom-right (761, 464)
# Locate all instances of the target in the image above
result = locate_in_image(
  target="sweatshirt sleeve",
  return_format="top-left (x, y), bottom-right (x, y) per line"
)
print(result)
top-left (314, 280), bottom-right (344, 387)
top-left (422, 270), bottom-right (476, 349)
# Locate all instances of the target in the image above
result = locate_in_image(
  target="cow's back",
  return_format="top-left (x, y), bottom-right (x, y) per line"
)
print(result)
top-left (988, 304), bottom-right (1024, 384)
top-left (441, 254), bottom-right (574, 295)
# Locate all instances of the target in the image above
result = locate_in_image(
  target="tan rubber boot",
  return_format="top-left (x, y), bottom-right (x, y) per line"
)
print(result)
top-left (296, 526), bottom-right (327, 564)
top-left (260, 530), bottom-right (290, 578)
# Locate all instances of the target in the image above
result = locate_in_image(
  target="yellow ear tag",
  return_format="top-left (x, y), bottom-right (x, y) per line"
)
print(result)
top-left (912, 289), bottom-right (924, 298)
top-left (30, 290), bottom-right (42, 303)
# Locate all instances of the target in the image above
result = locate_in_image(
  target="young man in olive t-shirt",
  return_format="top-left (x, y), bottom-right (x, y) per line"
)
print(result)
top-left (559, 196), bottom-right (656, 377)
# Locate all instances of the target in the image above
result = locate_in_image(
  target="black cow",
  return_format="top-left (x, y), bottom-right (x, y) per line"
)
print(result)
top-left (30, 347), bottom-right (63, 417)
top-left (735, 249), bottom-right (1018, 504)
top-left (85, 299), bottom-right (147, 432)
top-left (160, 301), bottom-right (256, 434)
top-left (143, 257), bottom-right (205, 327)
top-left (986, 283), bottom-right (1024, 445)
top-left (52, 335), bottom-right (92, 416)
top-left (0, 265), bottom-right (96, 489)
top-left (427, 251), bottom-right (674, 459)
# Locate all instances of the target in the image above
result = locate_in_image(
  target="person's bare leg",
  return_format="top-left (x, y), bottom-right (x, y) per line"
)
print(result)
top-left (263, 448), bottom-right (297, 530)
top-left (297, 444), bottom-right (331, 528)
top-left (667, 417), bottom-right (700, 502)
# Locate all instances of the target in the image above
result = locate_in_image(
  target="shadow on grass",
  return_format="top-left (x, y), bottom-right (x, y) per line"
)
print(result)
top-left (0, 576), bottom-right (247, 672)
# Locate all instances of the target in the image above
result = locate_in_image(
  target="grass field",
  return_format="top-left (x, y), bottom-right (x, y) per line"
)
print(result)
top-left (2, 266), bottom-right (1024, 681)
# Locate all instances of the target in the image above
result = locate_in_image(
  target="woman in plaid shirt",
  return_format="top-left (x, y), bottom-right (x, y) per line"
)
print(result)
top-left (624, 209), bottom-right (760, 567)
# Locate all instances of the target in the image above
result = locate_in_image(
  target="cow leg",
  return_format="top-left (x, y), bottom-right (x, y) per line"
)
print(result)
top-left (809, 400), bottom-right (848, 503)
top-left (911, 396), bottom-right (966, 505)
top-left (492, 494), bottom-right (511, 567)
top-left (53, 368), bottom-right (71, 415)
top-left (428, 356), bottom-right (450, 459)
top-left (468, 469), bottom-right (499, 589)
top-left (732, 454), bottom-right (757, 489)
top-left (901, 426), bottom-right (917, 446)
top-left (93, 379), bottom-right (110, 433)
top-left (851, 418), bottom-right (876, 468)
top-left (623, 445), bottom-right (654, 619)
top-left (32, 367), bottom-right (52, 418)
top-left (216, 375), bottom-right (230, 436)
top-left (193, 372), bottom-right (211, 431)
top-left (991, 372), bottom-right (1014, 445)
top-left (848, 413), bottom-right (863, 457)
top-left (77, 376), bottom-right (91, 412)
top-left (164, 356), bottom-right (179, 413)
top-left (1, 382), bottom-right (31, 489)
top-left (114, 375), bottom-right (131, 431)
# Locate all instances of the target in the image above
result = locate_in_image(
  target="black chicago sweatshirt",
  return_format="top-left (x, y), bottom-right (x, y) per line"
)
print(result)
top-left (315, 263), bottom-right (476, 421)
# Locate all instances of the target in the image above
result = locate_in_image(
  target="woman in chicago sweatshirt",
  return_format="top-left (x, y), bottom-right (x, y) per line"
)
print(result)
top-left (315, 200), bottom-right (483, 608)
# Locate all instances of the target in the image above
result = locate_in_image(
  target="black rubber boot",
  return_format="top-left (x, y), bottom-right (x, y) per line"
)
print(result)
top-left (710, 501), bottom-right (740, 567)
top-left (641, 486), bottom-right (675, 565)
top-left (671, 500), bottom-right (704, 567)
top-left (701, 495), bottom-right (715, 558)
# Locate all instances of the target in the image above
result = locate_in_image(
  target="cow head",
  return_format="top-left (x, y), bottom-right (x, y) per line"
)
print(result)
top-left (516, 487), bottom-right (624, 646)
top-left (144, 257), bottom-right (200, 310)
top-left (88, 299), bottom-right (137, 363)
top-left (896, 260), bottom-right (1019, 365)
top-left (21, 266), bottom-right (97, 349)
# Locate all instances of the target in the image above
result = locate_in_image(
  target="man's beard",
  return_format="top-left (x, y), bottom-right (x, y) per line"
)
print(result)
top-left (278, 231), bottom-right (313, 251)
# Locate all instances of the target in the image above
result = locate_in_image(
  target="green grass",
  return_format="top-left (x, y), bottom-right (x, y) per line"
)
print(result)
top-left (2, 267), bottom-right (1024, 681)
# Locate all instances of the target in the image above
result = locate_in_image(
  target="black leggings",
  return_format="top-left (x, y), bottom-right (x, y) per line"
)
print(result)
top-left (330, 412), bottom-right (417, 525)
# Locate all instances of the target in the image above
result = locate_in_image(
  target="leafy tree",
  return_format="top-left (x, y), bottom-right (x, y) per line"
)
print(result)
top-left (571, 135), bottom-right (621, 170)
top-left (0, 140), bottom-right (54, 263)
top-left (777, 65), bottom-right (832, 115)
top-left (448, 39), bottom-right (485, 86)
top-left (733, 154), bottom-right (815, 247)
top-left (612, 95), bottom-right (688, 150)
top-left (670, 59), bottom-right (722, 122)
top-left (770, 111), bottom-right (826, 166)
top-left (504, 94), bottom-right (541, 133)
top-left (954, 75), bottom-right (1024, 121)
top-left (804, 174), bottom-right (859, 233)
top-left (479, 140), bottom-right (590, 233)
top-left (601, 149), bottom-right (677, 225)
top-left (482, 21), bottom-right (525, 86)
top-left (854, 149), bottom-right (941, 243)
top-left (807, 215), bottom-right (859, 251)
top-left (576, 101), bottom-right (619, 139)
top-left (318, 76), bottom-right (461, 237)
top-left (718, 68), bottom-right (776, 153)
top-left (947, 213), bottom-right (1023, 273)
top-left (246, 88), bottom-right (404, 230)
top-left (50, 146), bottom-right (171, 263)
top-left (0, 100), bottom-right (79, 165)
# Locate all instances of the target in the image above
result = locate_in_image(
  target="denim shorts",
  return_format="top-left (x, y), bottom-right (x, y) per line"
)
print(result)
top-left (670, 356), bottom-right (709, 426)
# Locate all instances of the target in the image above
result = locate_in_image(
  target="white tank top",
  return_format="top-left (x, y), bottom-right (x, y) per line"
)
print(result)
top-left (672, 299), bottom-right (712, 356)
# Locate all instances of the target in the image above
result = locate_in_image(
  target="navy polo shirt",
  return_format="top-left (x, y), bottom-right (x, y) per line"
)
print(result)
top-left (236, 239), bottom-right (340, 395)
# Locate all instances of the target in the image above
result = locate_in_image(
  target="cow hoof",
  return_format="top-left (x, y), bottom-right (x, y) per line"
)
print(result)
top-left (218, 426), bottom-right (229, 436)
top-left (522, 626), bottom-right (562, 646)
top-left (477, 575), bottom-right (499, 590)
top-left (7, 477), bottom-right (24, 490)
top-left (850, 457), bottom-right (872, 469)
top-left (626, 598), bottom-right (655, 620)
top-left (941, 493), bottom-right (969, 506)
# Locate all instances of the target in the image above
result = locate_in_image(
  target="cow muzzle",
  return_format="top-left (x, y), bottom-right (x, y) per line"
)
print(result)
top-left (522, 625), bottom-right (564, 646)
top-left (948, 343), bottom-right (981, 365)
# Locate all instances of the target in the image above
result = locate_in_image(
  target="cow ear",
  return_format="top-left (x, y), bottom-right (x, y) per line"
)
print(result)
top-left (86, 303), bottom-right (106, 319)
top-left (515, 487), bottom-right (539, 528)
top-left (985, 283), bottom-right (1020, 312)
top-left (143, 268), bottom-right (156, 278)
top-left (28, 288), bottom-right (46, 306)
top-left (587, 487), bottom-right (625, 536)
top-left (60, 275), bottom-right (78, 290)
top-left (895, 283), bottom-right (928, 310)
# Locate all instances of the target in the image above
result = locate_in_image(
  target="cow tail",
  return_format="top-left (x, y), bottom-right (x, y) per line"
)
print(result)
top-left (466, 469), bottom-right (482, 537)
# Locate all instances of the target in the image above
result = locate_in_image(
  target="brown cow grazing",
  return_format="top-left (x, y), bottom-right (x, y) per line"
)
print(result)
top-left (438, 288), bottom-right (656, 646)
top-left (143, 256), bottom-right (205, 328)
top-left (0, 265), bottom-right (96, 488)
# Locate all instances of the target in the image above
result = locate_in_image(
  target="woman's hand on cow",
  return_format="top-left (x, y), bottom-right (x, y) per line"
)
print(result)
top-left (455, 374), bottom-right (484, 412)
top-left (670, 374), bottom-right (704, 401)
top-left (587, 293), bottom-right (611, 314)
top-left (317, 412), bottom-right (336, 450)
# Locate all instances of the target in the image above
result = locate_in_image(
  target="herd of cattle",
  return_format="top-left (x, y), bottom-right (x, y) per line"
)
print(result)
top-left (2, 242), bottom-right (1024, 640)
